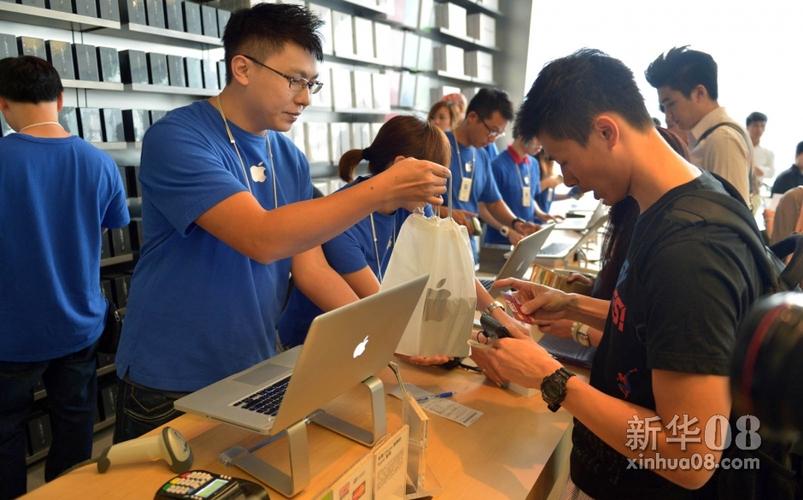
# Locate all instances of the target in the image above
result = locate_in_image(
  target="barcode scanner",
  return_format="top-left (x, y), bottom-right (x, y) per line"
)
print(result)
top-left (97, 427), bottom-right (193, 473)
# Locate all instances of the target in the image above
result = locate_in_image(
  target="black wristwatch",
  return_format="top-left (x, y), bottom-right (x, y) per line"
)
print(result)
top-left (541, 367), bottom-right (575, 412)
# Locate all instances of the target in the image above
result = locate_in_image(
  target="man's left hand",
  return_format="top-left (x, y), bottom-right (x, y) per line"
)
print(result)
top-left (484, 337), bottom-right (562, 388)
top-left (513, 220), bottom-right (540, 236)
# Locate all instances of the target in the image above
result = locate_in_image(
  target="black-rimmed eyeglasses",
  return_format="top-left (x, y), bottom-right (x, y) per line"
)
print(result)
top-left (239, 54), bottom-right (324, 95)
top-left (481, 118), bottom-right (506, 139)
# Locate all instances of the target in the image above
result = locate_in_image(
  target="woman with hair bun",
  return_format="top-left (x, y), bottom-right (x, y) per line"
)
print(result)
top-left (278, 115), bottom-right (450, 348)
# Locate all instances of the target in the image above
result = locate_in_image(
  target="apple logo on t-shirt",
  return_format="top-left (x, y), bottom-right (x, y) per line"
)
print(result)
top-left (250, 162), bottom-right (267, 182)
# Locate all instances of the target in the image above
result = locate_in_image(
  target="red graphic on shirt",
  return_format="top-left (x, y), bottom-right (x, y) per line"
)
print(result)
top-left (611, 290), bottom-right (627, 332)
top-left (617, 368), bottom-right (638, 399)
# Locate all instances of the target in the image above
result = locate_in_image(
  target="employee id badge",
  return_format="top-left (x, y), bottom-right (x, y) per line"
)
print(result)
top-left (459, 177), bottom-right (473, 202)
top-left (522, 186), bottom-right (532, 207)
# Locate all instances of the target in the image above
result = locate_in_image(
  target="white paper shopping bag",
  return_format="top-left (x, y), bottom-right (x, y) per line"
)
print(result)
top-left (380, 213), bottom-right (476, 356)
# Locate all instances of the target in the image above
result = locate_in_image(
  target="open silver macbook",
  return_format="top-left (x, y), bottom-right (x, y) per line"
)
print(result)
top-left (554, 201), bottom-right (608, 231)
top-left (479, 223), bottom-right (555, 296)
top-left (174, 275), bottom-right (429, 435)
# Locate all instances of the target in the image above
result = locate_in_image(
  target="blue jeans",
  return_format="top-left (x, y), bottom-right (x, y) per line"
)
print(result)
top-left (0, 342), bottom-right (98, 499)
top-left (112, 378), bottom-right (186, 443)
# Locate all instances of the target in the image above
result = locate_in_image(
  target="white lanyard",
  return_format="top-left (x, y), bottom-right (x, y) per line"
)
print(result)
top-left (215, 96), bottom-right (278, 209)
top-left (515, 160), bottom-right (530, 187)
top-left (369, 213), bottom-right (395, 282)
top-left (450, 133), bottom-right (475, 181)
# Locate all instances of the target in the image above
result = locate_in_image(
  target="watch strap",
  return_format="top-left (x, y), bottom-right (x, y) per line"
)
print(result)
top-left (542, 367), bottom-right (575, 412)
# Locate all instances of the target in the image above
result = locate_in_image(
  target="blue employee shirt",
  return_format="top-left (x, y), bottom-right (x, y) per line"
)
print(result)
top-left (443, 131), bottom-right (501, 214)
top-left (0, 134), bottom-right (129, 362)
top-left (116, 101), bottom-right (312, 392)
top-left (485, 147), bottom-right (542, 245)
top-left (278, 177), bottom-right (429, 348)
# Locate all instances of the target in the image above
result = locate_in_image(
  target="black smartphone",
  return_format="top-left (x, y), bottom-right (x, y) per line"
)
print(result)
top-left (480, 313), bottom-right (511, 340)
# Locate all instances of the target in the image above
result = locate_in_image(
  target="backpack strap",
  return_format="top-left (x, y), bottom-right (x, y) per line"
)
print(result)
top-left (699, 121), bottom-right (756, 196)
top-left (668, 186), bottom-right (781, 293)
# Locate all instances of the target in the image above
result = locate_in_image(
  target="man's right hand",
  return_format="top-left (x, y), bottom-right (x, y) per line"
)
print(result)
top-left (492, 278), bottom-right (577, 322)
top-left (508, 230), bottom-right (524, 245)
top-left (373, 158), bottom-right (451, 212)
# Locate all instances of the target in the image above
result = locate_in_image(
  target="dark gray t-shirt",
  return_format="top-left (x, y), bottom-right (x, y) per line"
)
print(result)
top-left (570, 172), bottom-right (762, 499)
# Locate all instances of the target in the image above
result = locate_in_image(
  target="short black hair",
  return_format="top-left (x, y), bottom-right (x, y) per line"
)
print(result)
top-left (746, 111), bottom-right (768, 126)
top-left (466, 88), bottom-right (513, 121)
top-left (645, 46), bottom-right (718, 100)
top-left (0, 56), bottom-right (63, 103)
top-left (222, 3), bottom-right (323, 85)
top-left (516, 49), bottom-right (652, 145)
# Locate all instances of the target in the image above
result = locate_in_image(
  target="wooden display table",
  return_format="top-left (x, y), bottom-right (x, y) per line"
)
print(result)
top-left (25, 362), bottom-right (574, 499)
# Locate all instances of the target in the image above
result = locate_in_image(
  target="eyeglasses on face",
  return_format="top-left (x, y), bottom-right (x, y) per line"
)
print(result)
top-left (239, 54), bottom-right (324, 95)
top-left (480, 117), bottom-right (506, 139)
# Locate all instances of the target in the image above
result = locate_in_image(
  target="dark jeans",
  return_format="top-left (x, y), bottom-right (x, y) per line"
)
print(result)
top-left (0, 342), bottom-right (98, 499)
top-left (112, 378), bottom-right (186, 443)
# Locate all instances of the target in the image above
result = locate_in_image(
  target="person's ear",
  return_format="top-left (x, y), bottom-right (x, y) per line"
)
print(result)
top-left (0, 97), bottom-right (8, 112)
top-left (56, 92), bottom-right (64, 113)
top-left (229, 56), bottom-right (251, 86)
top-left (692, 84), bottom-right (708, 102)
top-left (594, 115), bottom-right (619, 149)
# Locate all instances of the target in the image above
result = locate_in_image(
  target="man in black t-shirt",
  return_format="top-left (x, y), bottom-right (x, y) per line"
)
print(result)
top-left (482, 50), bottom-right (762, 499)
top-left (770, 141), bottom-right (803, 195)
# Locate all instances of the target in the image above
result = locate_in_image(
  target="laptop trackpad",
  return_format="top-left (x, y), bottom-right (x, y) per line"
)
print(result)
top-left (234, 363), bottom-right (290, 385)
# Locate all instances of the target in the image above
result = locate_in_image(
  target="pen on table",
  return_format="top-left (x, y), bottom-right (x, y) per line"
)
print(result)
top-left (416, 391), bottom-right (455, 403)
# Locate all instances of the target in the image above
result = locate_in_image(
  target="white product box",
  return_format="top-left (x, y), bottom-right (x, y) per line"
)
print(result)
top-left (350, 122), bottom-right (371, 150)
top-left (467, 12), bottom-right (495, 47)
top-left (330, 66), bottom-right (354, 111)
top-left (434, 2), bottom-right (466, 37)
top-left (329, 122), bottom-right (351, 161)
top-left (385, 69), bottom-right (401, 106)
top-left (372, 72), bottom-right (390, 111)
top-left (416, 37), bottom-right (433, 72)
top-left (434, 44), bottom-right (465, 76)
top-left (414, 74), bottom-right (430, 111)
top-left (308, 3), bottom-right (333, 55)
top-left (353, 16), bottom-right (375, 60)
top-left (401, 31), bottom-right (419, 69)
top-left (352, 70), bottom-right (374, 110)
top-left (304, 122), bottom-right (330, 163)
top-left (418, 0), bottom-right (434, 29)
top-left (389, 28), bottom-right (405, 67)
top-left (332, 11), bottom-right (354, 56)
top-left (465, 50), bottom-right (493, 82)
top-left (310, 64), bottom-right (332, 109)
top-left (374, 22), bottom-right (392, 66)
top-left (398, 71), bottom-right (416, 108)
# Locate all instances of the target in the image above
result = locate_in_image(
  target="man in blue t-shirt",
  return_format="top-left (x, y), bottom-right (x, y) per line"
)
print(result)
top-left (113, 3), bottom-right (450, 442)
top-left (0, 56), bottom-right (129, 498)
top-left (485, 127), bottom-right (558, 245)
top-left (440, 88), bottom-right (539, 261)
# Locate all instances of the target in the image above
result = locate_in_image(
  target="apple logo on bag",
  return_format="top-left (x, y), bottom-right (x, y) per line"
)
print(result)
top-left (353, 335), bottom-right (369, 358)
top-left (423, 278), bottom-right (451, 321)
top-left (250, 162), bottom-right (267, 182)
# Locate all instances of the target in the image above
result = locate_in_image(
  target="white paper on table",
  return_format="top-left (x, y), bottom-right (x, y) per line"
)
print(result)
top-left (389, 384), bottom-right (482, 427)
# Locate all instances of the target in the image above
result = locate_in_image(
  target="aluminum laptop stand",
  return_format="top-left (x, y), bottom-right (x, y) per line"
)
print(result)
top-left (218, 376), bottom-right (386, 497)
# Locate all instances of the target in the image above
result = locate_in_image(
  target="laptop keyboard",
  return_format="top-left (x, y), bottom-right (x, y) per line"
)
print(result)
top-left (479, 278), bottom-right (494, 291)
top-left (232, 377), bottom-right (290, 417)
